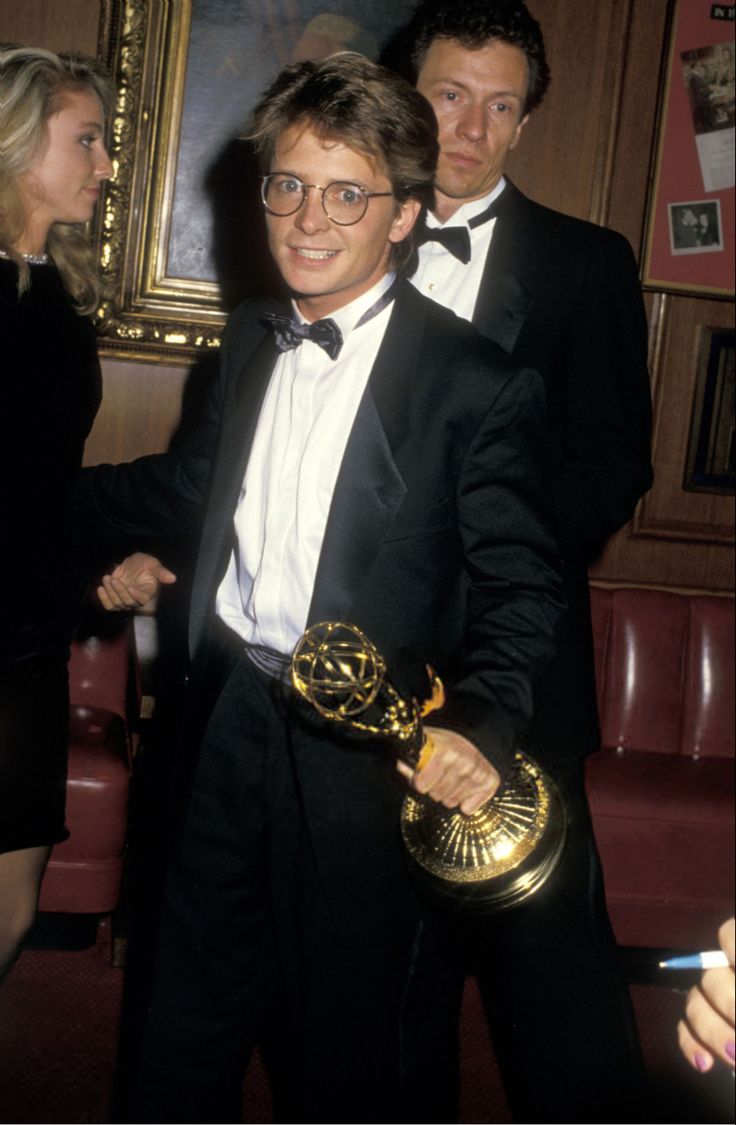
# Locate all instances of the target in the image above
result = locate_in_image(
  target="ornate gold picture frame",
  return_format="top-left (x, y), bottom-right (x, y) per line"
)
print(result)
top-left (96, 0), bottom-right (416, 362)
top-left (96, 0), bottom-right (224, 359)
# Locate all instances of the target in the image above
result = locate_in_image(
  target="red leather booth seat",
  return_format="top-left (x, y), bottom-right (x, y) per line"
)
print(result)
top-left (38, 628), bottom-right (135, 914)
top-left (586, 586), bottom-right (735, 949)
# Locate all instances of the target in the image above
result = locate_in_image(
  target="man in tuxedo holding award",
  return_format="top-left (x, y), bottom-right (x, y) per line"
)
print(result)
top-left (89, 53), bottom-right (563, 1122)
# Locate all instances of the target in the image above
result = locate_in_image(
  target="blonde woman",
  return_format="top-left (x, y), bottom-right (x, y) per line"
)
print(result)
top-left (0, 45), bottom-right (112, 981)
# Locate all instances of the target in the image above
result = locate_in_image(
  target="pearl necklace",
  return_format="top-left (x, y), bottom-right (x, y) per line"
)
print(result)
top-left (0, 247), bottom-right (49, 265)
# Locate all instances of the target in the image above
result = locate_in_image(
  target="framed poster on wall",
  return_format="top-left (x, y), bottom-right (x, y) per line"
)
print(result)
top-left (642, 0), bottom-right (734, 298)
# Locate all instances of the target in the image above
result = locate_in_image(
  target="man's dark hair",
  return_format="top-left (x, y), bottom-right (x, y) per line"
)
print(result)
top-left (402, 0), bottom-right (550, 115)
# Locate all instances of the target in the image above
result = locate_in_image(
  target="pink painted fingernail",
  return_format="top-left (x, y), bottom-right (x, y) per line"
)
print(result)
top-left (694, 1052), bottom-right (711, 1072)
top-left (726, 1041), bottom-right (735, 1062)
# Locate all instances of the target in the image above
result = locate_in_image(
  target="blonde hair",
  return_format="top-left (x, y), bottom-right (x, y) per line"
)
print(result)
top-left (0, 45), bottom-right (112, 313)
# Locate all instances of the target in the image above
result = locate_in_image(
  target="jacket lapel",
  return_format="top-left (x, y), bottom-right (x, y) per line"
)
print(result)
top-left (307, 282), bottom-right (425, 625)
top-left (472, 180), bottom-right (534, 354)
top-left (189, 307), bottom-right (280, 655)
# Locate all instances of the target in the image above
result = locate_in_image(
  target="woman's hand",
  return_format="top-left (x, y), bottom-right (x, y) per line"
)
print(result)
top-left (677, 917), bottom-right (735, 1073)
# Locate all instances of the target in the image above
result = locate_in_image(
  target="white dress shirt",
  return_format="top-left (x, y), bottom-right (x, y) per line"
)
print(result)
top-left (216, 272), bottom-right (396, 658)
top-left (410, 178), bottom-right (506, 322)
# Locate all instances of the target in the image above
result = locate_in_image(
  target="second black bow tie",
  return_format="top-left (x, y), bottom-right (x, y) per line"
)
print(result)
top-left (262, 313), bottom-right (343, 360)
top-left (417, 193), bottom-right (503, 263)
top-left (416, 225), bottom-right (471, 264)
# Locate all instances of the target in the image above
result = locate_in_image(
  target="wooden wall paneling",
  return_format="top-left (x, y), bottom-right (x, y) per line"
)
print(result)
top-left (591, 287), bottom-right (735, 594)
top-left (604, 0), bottom-right (671, 252)
top-left (590, 510), bottom-right (734, 594)
top-left (507, 0), bottom-right (637, 226)
top-left (634, 293), bottom-right (734, 543)
top-left (83, 358), bottom-right (189, 466)
top-left (0, 0), bottom-right (101, 55)
top-left (577, 0), bottom-right (638, 231)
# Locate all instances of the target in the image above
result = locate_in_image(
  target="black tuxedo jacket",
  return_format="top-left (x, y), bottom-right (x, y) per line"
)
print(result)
top-left (88, 281), bottom-right (563, 780)
top-left (466, 180), bottom-right (653, 763)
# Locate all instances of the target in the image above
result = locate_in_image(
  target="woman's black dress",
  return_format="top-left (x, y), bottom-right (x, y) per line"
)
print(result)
top-left (0, 258), bottom-right (102, 854)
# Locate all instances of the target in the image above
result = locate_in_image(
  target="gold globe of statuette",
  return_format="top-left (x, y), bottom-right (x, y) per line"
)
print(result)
top-left (292, 622), bottom-right (423, 749)
top-left (291, 621), bottom-right (386, 719)
top-left (291, 622), bottom-right (566, 912)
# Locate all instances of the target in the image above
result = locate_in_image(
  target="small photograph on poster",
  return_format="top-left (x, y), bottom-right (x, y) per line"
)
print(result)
top-left (681, 42), bottom-right (735, 191)
top-left (668, 199), bottom-right (724, 254)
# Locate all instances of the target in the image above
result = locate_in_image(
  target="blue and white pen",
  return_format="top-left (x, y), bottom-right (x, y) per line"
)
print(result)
top-left (659, 951), bottom-right (730, 970)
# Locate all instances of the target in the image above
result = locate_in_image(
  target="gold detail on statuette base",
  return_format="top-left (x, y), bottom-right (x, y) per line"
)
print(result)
top-left (401, 753), bottom-right (566, 911)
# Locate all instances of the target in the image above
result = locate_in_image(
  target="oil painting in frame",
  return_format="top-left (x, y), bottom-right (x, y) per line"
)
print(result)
top-left (96, 0), bottom-right (416, 360)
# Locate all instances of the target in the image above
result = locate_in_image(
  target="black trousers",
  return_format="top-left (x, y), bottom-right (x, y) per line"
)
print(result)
top-left (467, 761), bottom-right (648, 1123)
top-left (127, 630), bottom-right (461, 1124)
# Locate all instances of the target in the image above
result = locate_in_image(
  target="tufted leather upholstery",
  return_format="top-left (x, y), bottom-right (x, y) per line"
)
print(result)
top-left (38, 628), bottom-right (136, 915)
top-left (587, 587), bottom-right (735, 948)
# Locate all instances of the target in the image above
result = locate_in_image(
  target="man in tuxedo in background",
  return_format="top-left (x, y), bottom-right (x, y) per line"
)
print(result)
top-left (390, 1), bottom-right (653, 1120)
top-left (89, 52), bottom-right (564, 1122)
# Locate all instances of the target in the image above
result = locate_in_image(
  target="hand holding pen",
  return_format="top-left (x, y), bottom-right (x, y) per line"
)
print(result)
top-left (676, 917), bottom-right (735, 1074)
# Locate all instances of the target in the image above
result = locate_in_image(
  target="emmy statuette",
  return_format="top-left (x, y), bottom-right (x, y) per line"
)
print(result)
top-left (291, 622), bottom-right (566, 912)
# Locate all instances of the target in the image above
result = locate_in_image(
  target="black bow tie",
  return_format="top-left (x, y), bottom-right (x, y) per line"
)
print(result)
top-left (261, 280), bottom-right (400, 362)
top-left (418, 225), bottom-right (471, 263)
top-left (261, 313), bottom-right (343, 360)
top-left (417, 193), bottom-right (503, 263)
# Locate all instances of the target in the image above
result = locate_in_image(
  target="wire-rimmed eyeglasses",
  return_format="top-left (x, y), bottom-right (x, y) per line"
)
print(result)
top-left (261, 173), bottom-right (393, 226)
